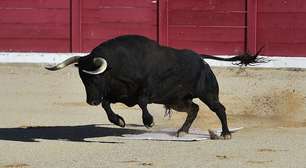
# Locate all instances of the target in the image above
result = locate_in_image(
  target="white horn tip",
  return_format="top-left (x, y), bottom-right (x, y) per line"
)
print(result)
top-left (45, 64), bottom-right (64, 71)
top-left (45, 64), bottom-right (57, 71)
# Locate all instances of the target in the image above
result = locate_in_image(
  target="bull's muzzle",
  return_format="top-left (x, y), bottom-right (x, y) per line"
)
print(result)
top-left (87, 100), bottom-right (101, 106)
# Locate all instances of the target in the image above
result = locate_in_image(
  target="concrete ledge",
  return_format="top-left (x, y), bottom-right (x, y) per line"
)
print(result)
top-left (0, 52), bottom-right (87, 64)
top-left (0, 52), bottom-right (306, 69)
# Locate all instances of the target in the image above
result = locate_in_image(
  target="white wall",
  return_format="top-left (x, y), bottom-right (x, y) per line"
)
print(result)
top-left (1, 52), bottom-right (306, 69)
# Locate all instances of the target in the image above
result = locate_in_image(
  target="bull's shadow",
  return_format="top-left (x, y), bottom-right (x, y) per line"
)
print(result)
top-left (0, 124), bottom-right (147, 143)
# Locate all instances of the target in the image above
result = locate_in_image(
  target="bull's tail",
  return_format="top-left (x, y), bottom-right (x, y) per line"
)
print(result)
top-left (200, 46), bottom-right (269, 66)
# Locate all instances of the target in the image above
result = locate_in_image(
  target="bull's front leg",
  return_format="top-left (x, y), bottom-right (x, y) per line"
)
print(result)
top-left (101, 100), bottom-right (125, 127)
top-left (138, 97), bottom-right (154, 128)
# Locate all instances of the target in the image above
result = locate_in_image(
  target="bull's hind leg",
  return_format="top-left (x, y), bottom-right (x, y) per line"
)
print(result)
top-left (138, 97), bottom-right (154, 128)
top-left (101, 101), bottom-right (125, 127)
top-left (200, 95), bottom-right (231, 139)
top-left (170, 100), bottom-right (199, 137)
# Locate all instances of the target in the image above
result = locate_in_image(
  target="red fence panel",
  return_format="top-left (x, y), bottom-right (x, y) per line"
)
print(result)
top-left (256, 0), bottom-right (306, 56)
top-left (0, 0), bottom-right (306, 57)
top-left (165, 0), bottom-right (246, 55)
top-left (80, 0), bottom-right (158, 52)
top-left (0, 0), bottom-right (70, 52)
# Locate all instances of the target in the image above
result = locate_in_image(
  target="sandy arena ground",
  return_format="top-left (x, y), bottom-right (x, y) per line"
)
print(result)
top-left (0, 64), bottom-right (306, 168)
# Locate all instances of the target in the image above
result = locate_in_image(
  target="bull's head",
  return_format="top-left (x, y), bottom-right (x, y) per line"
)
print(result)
top-left (45, 56), bottom-right (108, 106)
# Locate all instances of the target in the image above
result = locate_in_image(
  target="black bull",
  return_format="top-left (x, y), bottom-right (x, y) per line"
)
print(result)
top-left (46, 35), bottom-right (265, 139)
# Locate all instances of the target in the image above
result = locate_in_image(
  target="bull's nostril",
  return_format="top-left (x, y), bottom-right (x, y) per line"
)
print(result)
top-left (87, 100), bottom-right (100, 106)
top-left (90, 100), bottom-right (100, 106)
top-left (93, 101), bottom-right (100, 105)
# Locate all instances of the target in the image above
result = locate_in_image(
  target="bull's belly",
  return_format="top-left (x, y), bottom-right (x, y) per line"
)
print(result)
top-left (107, 84), bottom-right (195, 106)
top-left (149, 87), bottom-right (194, 104)
top-left (108, 95), bottom-right (138, 107)
top-left (108, 93), bottom-right (192, 107)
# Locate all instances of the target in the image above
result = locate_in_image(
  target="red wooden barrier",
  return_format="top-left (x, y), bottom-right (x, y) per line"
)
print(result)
top-left (0, 0), bottom-right (70, 52)
top-left (256, 0), bottom-right (306, 56)
top-left (247, 0), bottom-right (257, 54)
top-left (0, 0), bottom-right (306, 56)
top-left (71, 0), bottom-right (82, 52)
top-left (165, 0), bottom-right (246, 55)
top-left (80, 0), bottom-right (157, 52)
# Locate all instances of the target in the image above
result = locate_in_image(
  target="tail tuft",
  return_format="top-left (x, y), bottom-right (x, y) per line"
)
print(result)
top-left (233, 46), bottom-right (270, 66)
top-left (200, 46), bottom-right (269, 66)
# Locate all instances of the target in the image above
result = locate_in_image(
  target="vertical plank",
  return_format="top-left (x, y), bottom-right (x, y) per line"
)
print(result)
top-left (81, 0), bottom-right (157, 52)
top-left (0, 0), bottom-right (70, 52)
top-left (158, 0), bottom-right (168, 46)
top-left (71, 0), bottom-right (81, 52)
top-left (247, 0), bottom-right (257, 54)
top-left (166, 0), bottom-right (246, 55)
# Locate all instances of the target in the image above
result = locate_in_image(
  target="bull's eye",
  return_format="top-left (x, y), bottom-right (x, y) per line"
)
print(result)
top-left (74, 63), bottom-right (79, 67)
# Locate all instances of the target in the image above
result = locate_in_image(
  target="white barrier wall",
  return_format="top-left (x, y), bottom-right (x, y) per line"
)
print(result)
top-left (1, 52), bottom-right (306, 69)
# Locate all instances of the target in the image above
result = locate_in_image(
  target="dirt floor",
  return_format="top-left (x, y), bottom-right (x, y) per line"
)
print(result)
top-left (0, 64), bottom-right (306, 168)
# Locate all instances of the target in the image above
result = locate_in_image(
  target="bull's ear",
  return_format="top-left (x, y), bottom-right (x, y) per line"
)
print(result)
top-left (74, 63), bottom-right (79, 68)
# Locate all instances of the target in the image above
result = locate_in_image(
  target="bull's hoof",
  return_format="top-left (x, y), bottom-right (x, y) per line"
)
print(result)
top-left (176, 130), bottom-right (188, 137)
top-left (117, 117), bottom-right (126, 127)
top-left (208, 129), bottom-right (232, 140)
top-left (111, 115), bottom-right (126, 128)
top-left (144, 122), bottom-right (155, 128)
top-left (143, 115), bottom-right (154, 128)
top-left (221, 132), bottom-right (232, 140)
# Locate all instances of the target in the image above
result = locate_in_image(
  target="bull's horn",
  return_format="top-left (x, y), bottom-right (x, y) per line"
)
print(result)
top-left (82, 57), bottom-right (107, 75)
top-left (45, 56), bottom-right (81, 71)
